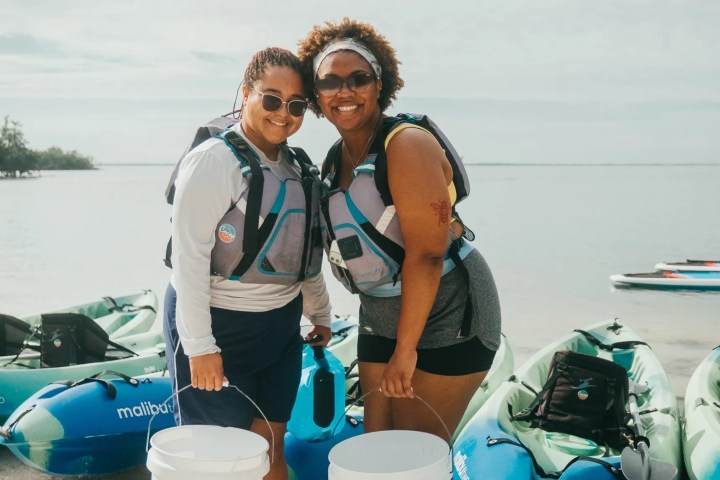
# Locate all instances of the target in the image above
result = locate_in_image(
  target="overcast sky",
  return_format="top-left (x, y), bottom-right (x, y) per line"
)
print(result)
top-left (1, 0), bottom-right (719, 164)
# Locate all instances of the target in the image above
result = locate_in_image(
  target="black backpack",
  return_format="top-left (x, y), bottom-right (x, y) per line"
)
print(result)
top-left (514, 349), bottom-right (631, 449)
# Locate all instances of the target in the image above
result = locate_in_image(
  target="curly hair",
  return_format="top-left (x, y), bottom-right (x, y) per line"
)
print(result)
top-left (243, 47), bottom-right (304, 91)
top-left (297, 18), bottom-right (404, 116)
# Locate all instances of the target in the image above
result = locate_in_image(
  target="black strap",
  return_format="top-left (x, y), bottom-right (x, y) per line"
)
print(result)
top-left (224, 130), bottom-right (264, 255)
top-left (322, 140), bottom-right (343, 185)
top-left (289, 146), bottom-right (314, 168)
top-left (289, 145), bottom-right (318, 282)
top-left (359, 221), bottom-right (405, 267)
top-left (105, 338), bottom-right (139, 359)
top-left (229, 212), bottom-right (278, 278)
top-left (298, 176), bottom-right (314, 282)
top-left (87, 369), bottom-right (141, 384)
top-left (512, 356), bottom-right (568, 422)
top-left (319, 196), bottom-right (361, 293)
top-left (66, 370), bottom-right (141, 400)
top-left (372, 117), bottom-right (403, 207)
top-left (0, 406), bottom-right (35, 440)
top-left (486, 436), bottom-right (623, 479)
top-left (448, 239), bottom-right (473, 337)
top-left (103, 296), bottom-right (156, 314)
top-left (573, 329), bottom-right (649, 352)
top-left (164, 237), bottom-right (173, 268)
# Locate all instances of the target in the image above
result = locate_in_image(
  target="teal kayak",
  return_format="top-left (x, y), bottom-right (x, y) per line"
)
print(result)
top-left (0, 291), bottom-right (165, 422)
top-left (682, 346), bottom-right (720, 480)
top-left (0, 290), bottom-right (158, 350)
top-left (453, 319), bottom-right (681, 479)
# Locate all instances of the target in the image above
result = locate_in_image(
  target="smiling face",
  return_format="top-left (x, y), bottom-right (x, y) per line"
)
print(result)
top-left (241, 65), bottom-right (305, 154)
top-left (315, 50), bottom-right (382, 134)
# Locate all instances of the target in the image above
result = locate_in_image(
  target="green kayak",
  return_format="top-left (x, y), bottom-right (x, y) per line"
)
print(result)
top-left (452, 319), bottom-right (681, 479)
top-left (0, 291), bottom-right (165, 422)
top-left (682, 346), bottom-right (720, 480)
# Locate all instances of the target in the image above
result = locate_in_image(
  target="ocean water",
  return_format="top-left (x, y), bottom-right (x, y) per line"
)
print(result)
top-left (1, 164), bottom-right (718, 400)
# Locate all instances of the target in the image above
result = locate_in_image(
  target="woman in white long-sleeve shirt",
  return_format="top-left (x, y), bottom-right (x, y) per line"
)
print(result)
top-left (163, 47), bottom-right (331, 480)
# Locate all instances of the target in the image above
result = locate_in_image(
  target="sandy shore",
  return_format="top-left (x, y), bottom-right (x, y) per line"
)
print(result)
top-left (0, 446), bottom-right (150, 480)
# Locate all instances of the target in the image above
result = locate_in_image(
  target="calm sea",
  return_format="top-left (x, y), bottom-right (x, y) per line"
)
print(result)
top-left (1, 164), bottom-right (718, 400)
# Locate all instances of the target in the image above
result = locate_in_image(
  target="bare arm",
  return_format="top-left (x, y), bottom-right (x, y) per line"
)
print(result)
top-left (381, 127), bottom-right (453, 397)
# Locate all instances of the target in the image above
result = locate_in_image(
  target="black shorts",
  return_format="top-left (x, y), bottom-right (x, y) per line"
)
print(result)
top-left (357, 334), bottom-right (496, 376)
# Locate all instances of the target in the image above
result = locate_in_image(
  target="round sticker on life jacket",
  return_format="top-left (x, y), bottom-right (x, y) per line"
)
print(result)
top-left (577, 390), bottom-right (589, 401)
top-left (218, 224), bottom-right (237, 243)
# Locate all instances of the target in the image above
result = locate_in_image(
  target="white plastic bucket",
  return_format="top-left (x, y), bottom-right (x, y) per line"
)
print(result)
top-left (328, 430), bottom-right (452, 480)
top-left (147, 425), bottom-right (269, 480)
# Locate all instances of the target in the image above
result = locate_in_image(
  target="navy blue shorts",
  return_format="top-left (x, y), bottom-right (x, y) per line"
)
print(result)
top-left (163, 284), bottom-right (303, 428)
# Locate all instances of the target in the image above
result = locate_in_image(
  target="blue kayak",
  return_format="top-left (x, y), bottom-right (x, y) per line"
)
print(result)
top-left (0, 373), bottom-right (175, 476)
top-left (0, 316), bottom-right (359, 477)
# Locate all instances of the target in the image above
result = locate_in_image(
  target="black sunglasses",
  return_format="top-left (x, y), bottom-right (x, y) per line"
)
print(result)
top-left (315, 72), bottom-right (376, 96)
top-left (251, 88), bottom-right (307, 117)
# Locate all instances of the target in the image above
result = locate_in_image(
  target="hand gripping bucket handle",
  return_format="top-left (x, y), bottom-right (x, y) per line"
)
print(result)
top-left (333, 387), bottom-right (453, 447)
top-left (145, 382), bottom-right (275, 464)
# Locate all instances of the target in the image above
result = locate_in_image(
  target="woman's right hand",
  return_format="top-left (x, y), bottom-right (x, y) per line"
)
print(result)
top-left (189, 352), bottom-right (225, 391)
top-left (381, 348), bottom-right (418, 398)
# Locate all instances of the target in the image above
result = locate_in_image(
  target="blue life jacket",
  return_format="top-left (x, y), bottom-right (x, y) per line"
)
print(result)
top-left (319, 113), bottom-right (475, 336)
top-left (164, 116), bottom-right (322, 285)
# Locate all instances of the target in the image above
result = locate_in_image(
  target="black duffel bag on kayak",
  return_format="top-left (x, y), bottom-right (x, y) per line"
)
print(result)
top-left (513, 349), bottom-right (631, 449)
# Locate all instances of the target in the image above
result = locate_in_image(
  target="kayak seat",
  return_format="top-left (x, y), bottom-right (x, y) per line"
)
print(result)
top-left (0, 314), bottom-right (33, 356)
top-left (40, 313), bottom-right (110, 368)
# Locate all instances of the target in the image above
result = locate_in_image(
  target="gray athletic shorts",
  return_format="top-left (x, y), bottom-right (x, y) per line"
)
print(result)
top-left (358, 248), bottom-right (501, 351)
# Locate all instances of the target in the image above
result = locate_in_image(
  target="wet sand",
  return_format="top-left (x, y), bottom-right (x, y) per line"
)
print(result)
top-left (0, 446), bottom-right (150, 479)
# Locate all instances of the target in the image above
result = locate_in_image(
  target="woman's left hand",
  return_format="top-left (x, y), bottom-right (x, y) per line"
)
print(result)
top-left (381, 349), bottom-right (418, 398)
top-left (304, 325), bottom-right (332, 348)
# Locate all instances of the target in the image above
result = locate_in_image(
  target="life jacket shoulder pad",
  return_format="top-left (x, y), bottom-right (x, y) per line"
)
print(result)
top-left (375, 113), bottom-right (470, 207)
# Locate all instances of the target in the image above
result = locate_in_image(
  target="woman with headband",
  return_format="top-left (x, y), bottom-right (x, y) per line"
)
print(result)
top-left (164, 47), bottom-right (331, 480)
top-left (298, 19), bottom-right (501, 441)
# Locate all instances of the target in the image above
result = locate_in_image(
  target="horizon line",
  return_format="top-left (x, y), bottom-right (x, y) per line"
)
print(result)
top-left (96, 162), bottom-right (720, 167)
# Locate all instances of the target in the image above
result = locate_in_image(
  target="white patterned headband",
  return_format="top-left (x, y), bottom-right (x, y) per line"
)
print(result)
top-left (312, 38), bottom-right (382, 78)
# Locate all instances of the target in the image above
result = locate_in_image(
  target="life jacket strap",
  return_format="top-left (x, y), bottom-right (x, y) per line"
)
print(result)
top-left (449, 238), bottom-right (473, 338)
top-left (222, 130), bottom-right (264, 255)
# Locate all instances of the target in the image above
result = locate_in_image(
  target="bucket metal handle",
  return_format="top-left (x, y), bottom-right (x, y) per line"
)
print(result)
top-left (145, 382), bottom-right (275, 465)
top-left (334, 387), bottom-right (453, 446)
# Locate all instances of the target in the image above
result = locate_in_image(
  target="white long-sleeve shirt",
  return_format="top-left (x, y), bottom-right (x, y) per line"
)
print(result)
top-left (170, 124), bottom-right (331, 357)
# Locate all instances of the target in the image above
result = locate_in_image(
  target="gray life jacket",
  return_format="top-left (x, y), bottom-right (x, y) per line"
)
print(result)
top-left (164, 116), bottom-right (322, 285)
top-left (320, 113), bottom-right (475, 336)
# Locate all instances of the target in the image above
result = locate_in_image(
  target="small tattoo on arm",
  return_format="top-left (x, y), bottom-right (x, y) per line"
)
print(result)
top-left (430, 200), bottom-right (450, 225)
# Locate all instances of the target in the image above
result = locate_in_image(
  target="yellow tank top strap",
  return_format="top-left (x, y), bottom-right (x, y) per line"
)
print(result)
top-left (448, 181), bottom-right (457, 205)
top-left (384, 123), bottom-right (433, 149)
top-left (384, 122), bottom-right (457, 209)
